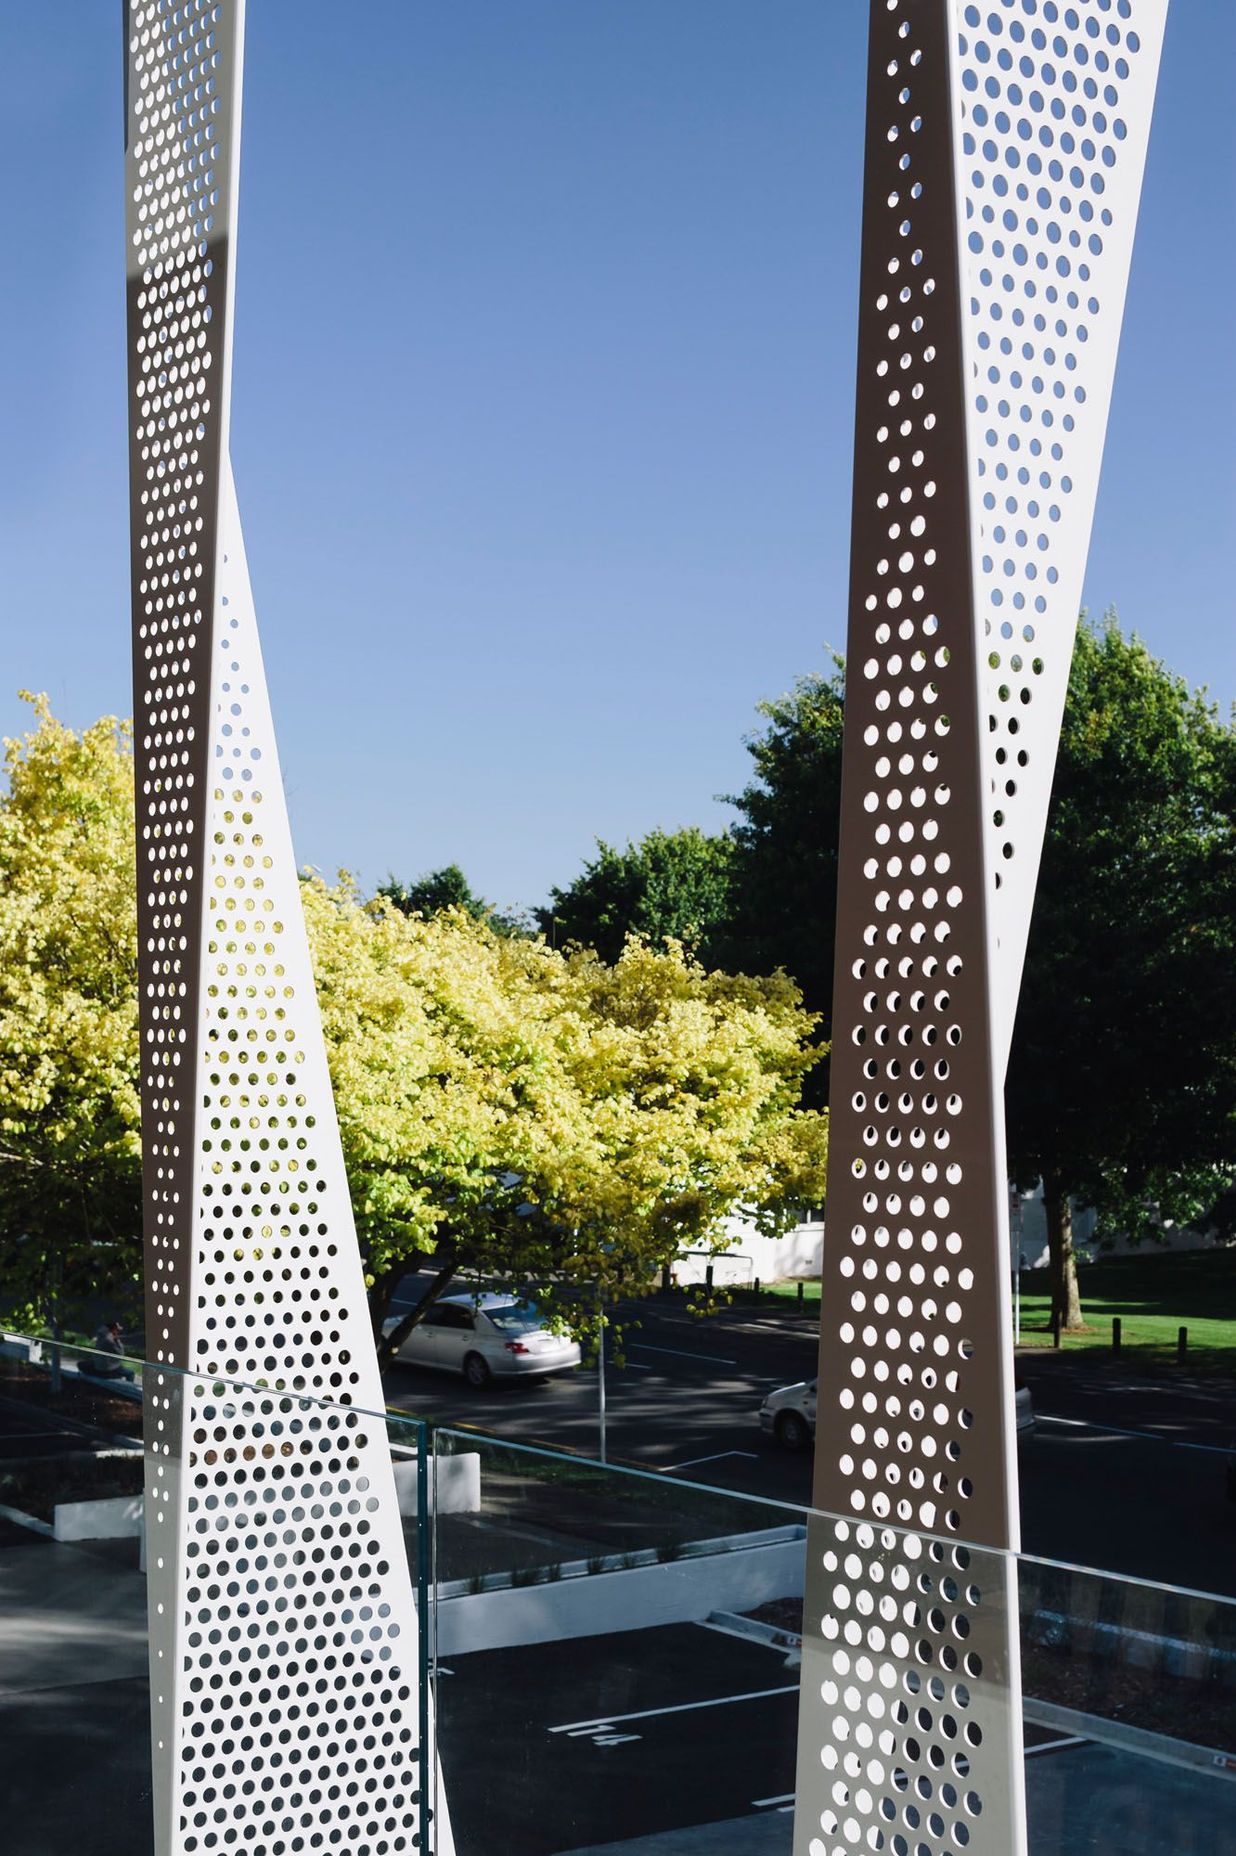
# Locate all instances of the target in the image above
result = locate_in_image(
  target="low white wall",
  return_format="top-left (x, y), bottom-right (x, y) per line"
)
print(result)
top-left (436, 1527), bottom-right (806, 1657)
top-left (392, 1452), bottom-right (481, 1516)
top-left (50, 1452), bottom-right (478, 1548)
top-left (54, 1493), bottom-right (144, 1543)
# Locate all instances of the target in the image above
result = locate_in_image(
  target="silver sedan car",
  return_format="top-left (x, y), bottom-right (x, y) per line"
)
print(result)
top-left (386, 1292), bottom-right (582, 1387)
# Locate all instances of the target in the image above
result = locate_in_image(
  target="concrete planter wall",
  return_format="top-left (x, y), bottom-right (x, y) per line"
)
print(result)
top-left (436, 1525), bottom-right (807, 1657)
top-left (53, 1494), bottom-right (144, 1543)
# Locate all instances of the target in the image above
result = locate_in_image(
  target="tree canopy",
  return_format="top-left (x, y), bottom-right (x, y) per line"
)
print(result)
top-left (312, 885), bottom-right (827, 1354)
top-left (0, 696), bottom-right (142, 1328)
top-left (719, 662), bottom-right (846, 1103)
top-left (0, 703), bottom-right (829, 1352)
top-left (540, 617), bottom-right (1236, 1326)
top-left (538, 826), bottom-right (736, 965)
top-left (377, 863), bottom-right (527, 938)
top-left (1005, 616), bottom-right (1236, 1321)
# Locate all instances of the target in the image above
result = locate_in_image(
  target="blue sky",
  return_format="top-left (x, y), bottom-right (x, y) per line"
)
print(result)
top-left (1, 2), bottom-right (1231, 917)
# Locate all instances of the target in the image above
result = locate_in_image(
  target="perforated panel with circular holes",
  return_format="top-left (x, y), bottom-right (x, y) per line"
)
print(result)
top-left (125, 7), bottom-right (449, 1851)
top-left (956, 0), bottom-right (1167, 1063)
top-left (792, 6), bottom-right (1164, 1855)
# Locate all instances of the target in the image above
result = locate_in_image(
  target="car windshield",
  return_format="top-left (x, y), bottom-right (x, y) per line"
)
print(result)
top-left (484, 1304), bottom-right (541, 1335)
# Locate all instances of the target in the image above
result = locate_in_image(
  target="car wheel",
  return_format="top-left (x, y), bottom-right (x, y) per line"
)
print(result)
top-left (463, 1352), bottom-right (491, 1389)
top-left (776, 1410), bottom-right (810, 1453)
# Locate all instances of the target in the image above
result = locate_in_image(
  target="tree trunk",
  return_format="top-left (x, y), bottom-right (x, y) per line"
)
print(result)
top-left (45, 1259), bottom-right (63, 1396)
top-left (368, 1260), bottom-right (414, 1352)
top-left (1042, 1174), bottom-right (1084, 1332)
top-left (372, 1254), bottom-right (468, 1369)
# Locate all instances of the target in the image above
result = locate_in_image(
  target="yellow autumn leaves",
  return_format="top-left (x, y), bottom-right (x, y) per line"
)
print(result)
top-left (0, 698), bottom-right (827, 1322)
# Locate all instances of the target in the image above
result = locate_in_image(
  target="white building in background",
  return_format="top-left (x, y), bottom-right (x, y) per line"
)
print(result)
top-left (677, 1184), bottom-right (1223, 1293)
top-left (671, 1207), bottom-right (825, 1288)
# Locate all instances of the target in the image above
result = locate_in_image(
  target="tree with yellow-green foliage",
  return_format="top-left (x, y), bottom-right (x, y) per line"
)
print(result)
top-left (307, 881), bottom-right (828, 1357)
top-left (0, 696), bottom-right (142, 1332)
top-left (0, 699), bottom-right (829, 1355)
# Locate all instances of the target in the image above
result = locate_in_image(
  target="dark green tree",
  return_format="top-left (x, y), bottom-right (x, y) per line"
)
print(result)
top-left (719, 662), bottom-right (846, 1104)
top-left (717, 622), bottom-right (1236, 1326)
top-left (378, 863), bottom-right (528, 937)
top-left (539, 827), bottom-right (736, 963)
top-left (1006, 616), bottom-right (1236, 1329)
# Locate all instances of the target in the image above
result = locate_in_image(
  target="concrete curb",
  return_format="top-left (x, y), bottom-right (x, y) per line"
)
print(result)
top-left (704, 1610), bottom-right (803, 1659)
top-left (1023, 1696), bottom-right (1236, 1782)
top-left (0, 1500), bottom-right (53, 1538)
top-left (0, 1444), bottom-right (143, 1470)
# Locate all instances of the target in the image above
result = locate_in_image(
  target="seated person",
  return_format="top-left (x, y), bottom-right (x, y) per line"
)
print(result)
top-left (86, 1319), bottom-right (136, 1383)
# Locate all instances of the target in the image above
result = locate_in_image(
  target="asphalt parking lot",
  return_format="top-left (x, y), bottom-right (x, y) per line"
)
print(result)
top-left (437, 1621), bottom-right (800, 1856)
top-left (381, 1282), bottom-right (1236, 1600)
top-left (434, 1621), bottom-right (1235, 1856)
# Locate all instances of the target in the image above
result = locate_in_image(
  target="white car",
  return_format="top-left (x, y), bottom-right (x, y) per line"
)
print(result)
top-left (760, 1377), bottom-right (1035, 1452)
top-left (760, 1378), bottom-right (816, 1452)
top-left (385, 1292), bottom-right (581, 1387)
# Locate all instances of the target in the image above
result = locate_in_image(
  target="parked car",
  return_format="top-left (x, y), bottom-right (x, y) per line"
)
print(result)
top-left (760, 1378), bottom-right (816, 1452)
top-left (384, 1292), bottom-right (581, 1387)
top-left (760, 1378), bottom-right (1035, 1453)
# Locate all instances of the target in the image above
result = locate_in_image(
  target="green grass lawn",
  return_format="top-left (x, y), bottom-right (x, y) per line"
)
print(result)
top-left (756, 1249), bottom-right (1236, 1373)
top-left (1012, 1248), bottom-right (1235, 1367)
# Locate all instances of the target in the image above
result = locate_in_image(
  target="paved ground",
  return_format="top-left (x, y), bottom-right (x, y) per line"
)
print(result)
top-left (551, 1741), bottom-right (1236, 1856)
top-left (1023, 1739), bottom-right (1236, 1856)
top-left (556, 1816), bottom-right (791, 1856)
top-left (437, 1622), bottom-right (800, 1856)
top-left (436, 1624), bottom-right (1236, 1856)
top-left (381, 1284), bottom-right (1236, 1599)
top-left (2, 1527), bottom-right (1233, 1856)
top-left (0, 1537), bottom-right (152, 1856)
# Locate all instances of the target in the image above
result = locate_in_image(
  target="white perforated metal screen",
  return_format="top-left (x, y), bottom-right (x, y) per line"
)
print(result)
top-left (792, 5), bottom-right (1165, 1855)
top-left (125, 5), bottom-right (449, 1850)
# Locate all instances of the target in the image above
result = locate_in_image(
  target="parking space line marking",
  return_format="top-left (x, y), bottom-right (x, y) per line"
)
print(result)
top-left (1024, 1736), bottom-right (1088, 1757)
top-left (752, 1793), bottom-right (795, 1808)
top-left (629, 1343), bottom-right (738, 1367)
top-left (549, 1683), bottom-right (799, 1735)
top-left (1036, 1414), bottom-right (1231, 1454)
top-left (658, 1450), bottom-right (758, 1473)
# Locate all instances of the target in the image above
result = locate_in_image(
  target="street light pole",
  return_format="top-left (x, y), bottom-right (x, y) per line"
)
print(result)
top-left (594, 1241), bottom-right (614, 1465)
top-left (597, 1291), bottom-right (607, 1465)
